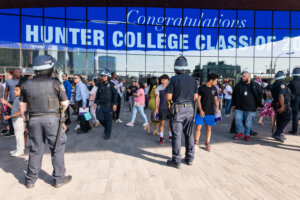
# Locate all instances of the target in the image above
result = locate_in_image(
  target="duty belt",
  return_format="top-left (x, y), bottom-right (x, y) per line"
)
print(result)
top-left (175, 102), bottom-right (193, 107)
top-left (99, 102), bottom-right (112, 106)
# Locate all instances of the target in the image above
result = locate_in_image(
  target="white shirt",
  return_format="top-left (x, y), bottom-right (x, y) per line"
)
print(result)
top-left (155, 84), bottom-right (165, 95)
top-left (224, 84), bottom-right (233, 99)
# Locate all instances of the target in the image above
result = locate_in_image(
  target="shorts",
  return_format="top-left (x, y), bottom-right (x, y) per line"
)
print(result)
top-left (195, 113), bottom-right (216, 126)
top-left (159, 109), bottom-right (171, 120)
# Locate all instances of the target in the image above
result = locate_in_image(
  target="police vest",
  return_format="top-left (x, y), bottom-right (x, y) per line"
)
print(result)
top-left (98, 82), bottom-right (113, 103)
top-left (25, 78), bottom-right (60, 114)
top-left (291, 78), bottom-right (300, 96)
top-left (271, 81), bottom-right (291, 106)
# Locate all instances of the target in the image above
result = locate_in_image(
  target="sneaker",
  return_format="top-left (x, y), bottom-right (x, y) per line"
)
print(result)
top-left (167, 160), bottom-right (181, 169)
top-left (159, 137), bottom-right (164, 145)
top-left (244, 135), bottom-right (250, 141)
top-left (169, 136), bottom-right (172, 142)
top-left (54, 175), bottom-right (72, 188)
top-left (74, 125), bottom-right (80, 131)
top-left (116, 119), bottom-right (123, 123)
top-left (11, 151), bottom-right (24, 157)
top-left (1, 129), bottom-right (8, 134)
top-left (143, 122), bottom-right (149, 127)
top-left (10, 150), bottom-right (17, 155)
top-left (233, 133), bottom-right (243, 140)
top-left (126, 122), bottom-right (134, 127)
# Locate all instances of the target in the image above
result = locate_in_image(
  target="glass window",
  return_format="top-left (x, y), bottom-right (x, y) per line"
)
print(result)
top-left (291, 30), bottom-right (300, 57)
top-left (272, 57), bottom-right (290, 73)
top-left (44, 18), bottom-right (66, 51)
top-left (127, 7), bottom-right (145, 25)
top-left (183, 27), bottom-right (200, 56)
top-left (0, 9), bottom-right (20, 15)
top-left (272, 29), bottom-right (290, 57)
top-left (237, 57), bottom-right (253, 74)
top-left (127, 24), bottom-right (145, 54)
top-left (219, 10), bottom-right (237, 28)
top-left (255, 57), bottom-right (272, 75)
top-left (238, 10), bottom-right (254, 28)
top-left (219, 28), bottom-right (236, 57)
top-left (291, 11), bottom-right (300, 29)
top-left (106, 53), bottom-right (126, 72)
top-left (0, 15), bottom-right (20, 49)
top-left (290, 58), bottom-right (300, 72)
top-left (201, 28), bottom-right (218, 56)
top-left (45, 50), bottom-right (66, 71)
top-left (108, 23), bottom-right (126, 53)
top-left (218, 57), bottom-right (239, 77)
top-left (200, 57), bottom-right (218, 82)
top-left (66, 7), bottom-right (86, 20)
top-left (237, 28), bottom-right (254, 57)
top-left (183, 9), bottom-right (201, 28)
top-left (21, 8), bottom-right (43, 17)
top-left (66, 51), bottom-right (86, 74)
top-left (165, 8), bottom-right (182, 27)
top-left (127, 54), bottom-right (145, 71)
top-left (22, 49), bottom-right (44, 68)
top-left (86, 53), bottom-right (95, 73)
top-left (45, 7), bottom-right (65, 18)
top-left (88, 7), bottom-right (106, 21)
top-left (273, 11), bottom-right (290, 29)
top-left (165, 56), bottom-right (177, 73)
top-left (21, 16), bottom-right (43, 49)
top-left (66, 20), bottom-right (87, 51)
top-left (93, 52), bottom-right (106, 71)
top-left (185, 56), bottom-right (201, 75)
top-left (146, 55), bottom-right (163, 72)
top-left (0, 49), bottom-right (20, 67)
top-left (146, 25), bottom-right (164, 55)
top-left (165, 26), bottom-right (182, 56)
top-left (108, 7), bottom-right (126, 23)
top-left (201, 9), bottom-right (219, 28)
top-left (255, 29), bottom-right (273, 57)
top-left (146, 7), bottom-right (164, 26)
top-left (87, 21), bottom-right (106, 52)
top-left (255, 11), bottom-right (272, 28)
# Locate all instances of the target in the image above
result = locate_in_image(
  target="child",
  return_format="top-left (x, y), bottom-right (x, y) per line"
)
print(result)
top-left (3, 84), bottom-right (25, 156)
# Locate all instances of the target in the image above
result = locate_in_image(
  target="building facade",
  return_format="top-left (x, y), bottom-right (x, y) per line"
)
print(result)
top-left (0, 7), bottom-right (299, 81)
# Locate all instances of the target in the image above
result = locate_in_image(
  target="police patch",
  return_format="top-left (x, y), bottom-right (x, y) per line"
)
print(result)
top-left (60, 84), bottom-right (66, 91)
top-left (280, 84), bottom-right (285, 89)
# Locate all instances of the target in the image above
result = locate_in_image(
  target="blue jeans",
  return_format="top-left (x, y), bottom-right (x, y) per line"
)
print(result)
top-left (235, 109), bottom-right (256, 136)
top-left (225, 99), bottom-right (232, 115)
top-left (131, 105), bottom-right (148, 123)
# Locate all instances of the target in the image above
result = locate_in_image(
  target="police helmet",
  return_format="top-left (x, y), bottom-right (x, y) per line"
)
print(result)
top-left (275, 71), bottom-right (286, 80)
top-left (32, 55), bottom-right (57, 76)
top-left (292, 67), bottom-right (300, 77)
top-left (174, 56), bottom-right (189, 73)
top-left (101, 69), bottom-right (111, 77)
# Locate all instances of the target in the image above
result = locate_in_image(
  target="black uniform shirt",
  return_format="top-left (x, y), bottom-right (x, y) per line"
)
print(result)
top-left (288, 78), bottom-right (300, 96)
top-left (271, 80), bottom-right (290, 104)
top-left (165, 73), bottom-right (198, 104)
top-left (20, 76), bottom-right (68, 103)
top-left (94, 81), bottom-right (118, 105)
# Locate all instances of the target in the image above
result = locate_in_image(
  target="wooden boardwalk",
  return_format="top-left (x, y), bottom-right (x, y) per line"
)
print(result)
top-left (0, 109), bottom-right (300, 200)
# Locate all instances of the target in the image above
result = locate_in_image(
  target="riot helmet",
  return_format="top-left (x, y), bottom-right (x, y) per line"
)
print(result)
top-left (275, 71), bottom-right (286, 80)
top-left (292, 67), bottom-right (300, 77)
top-left (101, 69), bottom-right (111, 77)
top-left (174, 56), bottom-right (189, 74)
top-left (32, 55), bottom-right (57, 76)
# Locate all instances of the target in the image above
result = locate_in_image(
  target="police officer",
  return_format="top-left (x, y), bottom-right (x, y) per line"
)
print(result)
top-left (165, 56), bottom-right (198, 168)
top-left (93, 69), bottom-right (118, 140)
top-left (20, 55), bottom-right (71, 188)
top-left (288, 67), bottom-right (300, 135)
top-left (271, 71), bottom-right (292, 142)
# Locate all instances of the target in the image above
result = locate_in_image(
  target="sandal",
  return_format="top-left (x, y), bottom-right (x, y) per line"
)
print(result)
top-left (153, 130), bottom-right (159, 136)
top-left (205, 142), bottom-right (211, 152)
top-left (144, 125), bottom-right (151, 134)
top-left (258, 121), bottom-right (264, 126)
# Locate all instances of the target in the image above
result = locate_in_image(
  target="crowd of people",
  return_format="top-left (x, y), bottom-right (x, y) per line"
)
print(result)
top-left (1, 55), bottom-right (300, 188)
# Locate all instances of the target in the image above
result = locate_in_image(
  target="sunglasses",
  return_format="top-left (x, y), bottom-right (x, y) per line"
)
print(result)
top-left (74, 77), bottom-right (79, 79)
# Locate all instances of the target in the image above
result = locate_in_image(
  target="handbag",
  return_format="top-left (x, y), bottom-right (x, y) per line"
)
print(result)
top-left (83, 112), bottom-right (92, 121)
top-left (151, 111), bottom-right (160, 123)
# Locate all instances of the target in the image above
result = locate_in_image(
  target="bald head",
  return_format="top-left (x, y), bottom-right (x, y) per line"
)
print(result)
top-left (242, 72), bottom-right (251, 84)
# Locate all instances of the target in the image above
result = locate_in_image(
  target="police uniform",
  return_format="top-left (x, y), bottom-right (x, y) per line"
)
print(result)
top-left (271, 71), bottom-right (292, 142)
top-left (20, 55), bottom-right (71, 188)
top-left (288, 68), bottom-right (300, 134)
top-left (165, 56), bottom-right (198, 167)
top-left (94, 70), bottom-right (118, 139)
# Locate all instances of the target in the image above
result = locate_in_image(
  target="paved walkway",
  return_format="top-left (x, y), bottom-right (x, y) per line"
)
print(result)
top-left (1, 107), bottom-right (300, 200)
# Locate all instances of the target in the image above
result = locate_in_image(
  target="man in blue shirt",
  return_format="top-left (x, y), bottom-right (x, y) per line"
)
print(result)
top-left (62, 73), bottom-right (72, 125)
top-left (74, 74), bottom-right (91, 133)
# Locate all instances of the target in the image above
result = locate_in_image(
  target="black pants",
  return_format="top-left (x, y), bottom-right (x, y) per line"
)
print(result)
top-left (65, 106), bottom-right (71, 124)
top-left (7, 102), bottom-right (14, 134)
top-left (97, 105), bottom-right (113, 137)
top-left (274, 108), bottom-right (291, 137)
top-left (292, 96), bottom-right (300, 133)
top-left (77, 100), bottom-right (91, 132)
top-left (113, 95), bottom-right (121, 121)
